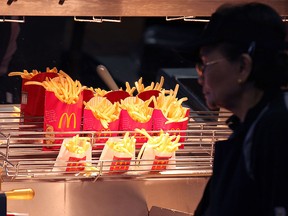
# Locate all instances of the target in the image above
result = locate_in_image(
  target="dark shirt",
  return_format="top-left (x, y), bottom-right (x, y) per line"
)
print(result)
top-left (195, 90), bottom-right (288, 216)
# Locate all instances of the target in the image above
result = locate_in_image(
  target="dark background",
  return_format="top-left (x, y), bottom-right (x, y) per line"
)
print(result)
top-left (0, 17), bottom-right (205, 103)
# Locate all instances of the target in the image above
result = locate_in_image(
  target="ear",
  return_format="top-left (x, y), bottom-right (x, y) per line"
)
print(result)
top-left (239, 53), bottom-right (253, 82)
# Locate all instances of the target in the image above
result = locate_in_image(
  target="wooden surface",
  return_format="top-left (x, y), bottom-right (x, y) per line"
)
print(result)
top-left (0, 0), bottom-right (287, 17)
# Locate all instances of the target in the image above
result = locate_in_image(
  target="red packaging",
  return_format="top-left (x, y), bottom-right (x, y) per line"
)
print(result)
top-left (104, 90), bottom-right (130, 103)
top-left (137, 90), bottom-right (160, 108)
top-left (137, 147), bottom-right (176, 174)
top-left (81, 88), bottom-right (95, 120)
top-left (83, 109), bottom-right (120, 148)
top-left (119, 109), bottom-right (153, 146)
top-left (43, 91), bottom-right (83, 150)
top-left (151, 155), bottom-right (172, 171)
top-left (66, 156), bottom-right (86, 172)
top-left (110, 155), bottom-right (132, 174)
top-left (21, 72), bottom-right (58, 124)
top-left (152, 108), bottom-right (190, 147)
top-left (83, 89), bottom-right (95, 103)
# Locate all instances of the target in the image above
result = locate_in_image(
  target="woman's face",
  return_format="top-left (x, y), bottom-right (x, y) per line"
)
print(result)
top-left (197, 46), bottom-right (242, 110)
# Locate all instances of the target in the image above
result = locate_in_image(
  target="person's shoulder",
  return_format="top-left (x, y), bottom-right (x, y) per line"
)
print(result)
top-left (256, 91), bottom-right (288, 128)
top-left (268, 91), bottom-right (288, 113)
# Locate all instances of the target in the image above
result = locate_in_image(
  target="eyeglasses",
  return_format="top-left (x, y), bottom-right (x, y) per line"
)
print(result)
top-left (195, 58), bottom-right (226, 77)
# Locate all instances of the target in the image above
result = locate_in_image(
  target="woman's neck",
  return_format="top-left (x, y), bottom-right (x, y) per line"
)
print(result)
top-left (230, 88), bottom-right (264, 122)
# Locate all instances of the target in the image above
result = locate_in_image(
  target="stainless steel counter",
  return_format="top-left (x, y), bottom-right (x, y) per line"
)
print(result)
top-left (3, 177), bottom-right (208, 216)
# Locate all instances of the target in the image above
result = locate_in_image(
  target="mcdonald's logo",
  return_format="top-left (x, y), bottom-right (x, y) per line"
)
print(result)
top-left (58, 112), bottom-right (77, 129)
top-left (170, 128), bottom-right (181, 136)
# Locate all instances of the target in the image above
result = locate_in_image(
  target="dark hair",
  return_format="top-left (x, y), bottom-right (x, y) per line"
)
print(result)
top-left (218, 42), bottom-right (288, 90)
top-left (200, 2), bottom-right (288, 90)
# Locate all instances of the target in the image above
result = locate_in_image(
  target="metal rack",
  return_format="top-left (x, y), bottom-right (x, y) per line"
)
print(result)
top-left (0, 105), bottom-right (231, 183)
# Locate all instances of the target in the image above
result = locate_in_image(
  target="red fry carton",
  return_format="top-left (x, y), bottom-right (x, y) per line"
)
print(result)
top-left (152, 108), bottom-right (190, 147)
top-left (83, 89), bottom-right (95, 103)
top-left (82, 96), bottom-right (120, 149)
top-left (137, 90), bottom-right (160, 108)
top-left (43, 91), bottom-right (83, 150)
top-left (83, 109), bottom-right (120, 148)
top-left (104, 90), bottom-right (130, 103)
top-left (119, 96), bottom-right (154, 146)
top-left (119, 109), bottom-right (153, 146)
top-left (21, 72), bottom-right (59, 124)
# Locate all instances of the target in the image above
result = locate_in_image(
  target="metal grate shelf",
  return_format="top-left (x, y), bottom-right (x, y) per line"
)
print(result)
top-left (0, 105), bottom-right (232, 182)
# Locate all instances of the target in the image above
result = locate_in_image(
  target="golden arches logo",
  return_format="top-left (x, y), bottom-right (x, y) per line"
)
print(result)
top-left (97, 128), bottom-right (112, 137)
top-left (170, 127), bottom-right (181, 136)
top-left (58, 112), bottom-right (77, 129)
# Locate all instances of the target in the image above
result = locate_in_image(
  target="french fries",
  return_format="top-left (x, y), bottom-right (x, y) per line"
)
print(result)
top-left (95, 82), bottom-right (136, 97)
top-left (119, 97), bottom-right (153, 123)
top-left (64, 135), bottom-right (91, 155)
top-left (124, 82), bottom-right (136, 95)
top-left (45, 67), bottom-right (59, 73)
top-left (136, 128), bottom-right (181, 161)
top-left (53, 135), bottom-right (98, 177)
top-left (153, 84), bottom-right (189, 124)
top-left (8, 70), bottom-right (39, 79)
top-left (25, 70), bottom-right (85, 104)
top-left (84, 96), bottom-right (120, 129)
top-left (8, 67), bottom-right (58, 79)
top-left (82, 162), bottom-right (99, 177)
top-left (106, 132), bottom-right (135, 156)
top-left (94, 88), bottom-right (108, 96)
top-left (12, 106), bottom-right (20, 118)
top-left (84, 86), bottom-right (95, 92)
top-left (134, 76), bottom-right (165, 93)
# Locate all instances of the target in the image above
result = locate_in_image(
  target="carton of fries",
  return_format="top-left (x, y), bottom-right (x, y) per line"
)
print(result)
top-left (95, 81), bottom-right (135, 102)
top-left (104, 90), bottom-right (130, 103)
top-left (135, 76), bottom-right (164, 108)
top-left (118, 97), bottom-right (153, 145)
top-left (152, 108), bottom-right (190, 146)
top-left (8, 68), bottom-right (59, 124)
top-left (23, 71), bottom-right (86, 150)
top-left (83, 87), bottom-right (95, 103)
top-left (136, 129), bottom-right (180, 173)
top-left (99, 132), bottom-right (135, 174)
top-left (134, 76), bottom-right (165, 94)
top-left (43, 90), bottom-right (83, 150)
top-left (83, 96), bottom-right (120, 148)
top-left (137, 90), bottom-right (160, 108)
top-left (152, 86), bottom-right (190, 146)
top-left (53, 135), bottom-right (94, 175)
